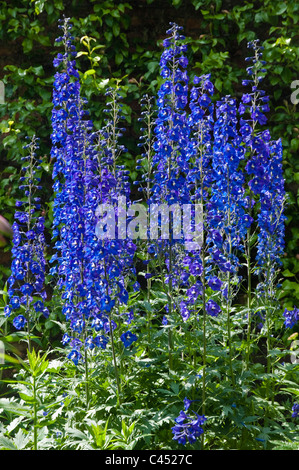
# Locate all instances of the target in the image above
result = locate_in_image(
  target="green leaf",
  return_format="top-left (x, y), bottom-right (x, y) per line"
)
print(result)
top-left (0, 435), bottom-right (18, 450)
top-left (18, 392), bottom-right (35, 403)
top-left (281, 387), bottom-right (299, 397)
top-left (282, 269), bottom-right (295, 277)
top-left (83, 69), bottom-right (96, 79)
top-left (115, 52), bottom-right (123, 65)
top-left (0, 398), bottom-right (30, 416)
top-left (13, 429), bottom-right (30, 450)
top-left (112, 22), bottom-right (120, 37)
top-left (76, 51), bottom-right (88, 57)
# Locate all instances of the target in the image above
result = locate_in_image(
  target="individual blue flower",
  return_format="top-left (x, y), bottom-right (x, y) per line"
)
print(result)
top-left (13, 315), bottom-right (27, 330)
top-left (4, 306), bottom-right (11, 317)
top-left (183, 397), bottom-right (193, 411)
top-left (10, 296), bottom-right (20, 310)
top-left (292, 402), bottom-right (299, 418)
top-left (94, 335), bottom-right (109, 349)
top-left (67, 349), bottom-right (82, 366)
top-left (207, 276), bottom-right (222, 292)
top-left (179, 301), bottom-right (190, 322)
top-left (206, 299), bottom-right (221, 317)
top-left (283, 307), bottom-right (299, 329)
top-left (62, 333), bottom-right (71, 345)
top-left (120, 330), bottom-right (138, 348)
top-left (104, 320), bottom-right (117, 334)
top-left (33, 300), bottom-right (44, 312)
top-left (85, 336), bottom-right (95, 350)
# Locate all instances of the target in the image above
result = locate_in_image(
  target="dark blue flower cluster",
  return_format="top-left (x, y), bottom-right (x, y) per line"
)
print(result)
top-left (6, 135), bottom-right (48, 332)
top-left (172, 397), bottom-right (206, 445)
top-left (145, 23), bottom-right (192, 322)
top-left (292, 402), bottom-right (299, 418)
top-left (50, 19), bottom-right (136, 363)
top-left (180, 73), bottom-right (215, 320)
top-left (283, 307), bottom-right (299, 328)
top-left (151, 22), bottom-right (190, 206)
top-left (240, 39), bottom-right (286, 275)
top-left (209, 96), bottom-right (248, 257)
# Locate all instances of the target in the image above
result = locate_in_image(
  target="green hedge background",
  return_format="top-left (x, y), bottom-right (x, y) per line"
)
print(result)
top-left (0, 0), bottom-right (298, 306)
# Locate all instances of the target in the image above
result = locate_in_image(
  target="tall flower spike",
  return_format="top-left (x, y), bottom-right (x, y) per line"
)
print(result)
top-left (90, 87), bottom-right (137, 348)
top-left (6, 135), bottom-right (48, 343)
top-left (208, 95), bottom-right (248, 272)
top-left (180, 73), bottom-right (215, 322)
top-left (240, 40), bottom-right (286, 280)
top-left (51, 19), bottom-right (108, 362)
top-left (151, 22), bottom-right (190, 206)
top-left (255, 138), bottom-right (286, 275)
top-left (150, 22), bottom-right (191, 260)
top-left (144, 23), bottom-right (191, 368)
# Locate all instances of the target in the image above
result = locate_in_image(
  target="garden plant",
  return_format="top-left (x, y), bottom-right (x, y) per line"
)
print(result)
top-left (0, 12), bottom-right (298, 452)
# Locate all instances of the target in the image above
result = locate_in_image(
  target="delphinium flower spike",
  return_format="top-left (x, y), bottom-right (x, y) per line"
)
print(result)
top-left (182, 72), bottom-right (215, 417)
top-left (134, 94), bottom-right (157, 341)
top-left (51, 19), bottom-right (114, 370)
top-left (208, 95), bottom-right (250, 386)
top-left (239, 39), bottom-right (270, 329)
top-left (149, 22), bottom-right (191, 369)
top-left (182, 73), bottom-right (215, 323)
top-left (240, 39), bottom-right (287, 372)
top-left (6, 135), bottom-right (47, 351)
top-left (241, 41), bottom-right (286, 286)
top-left (90, 86), bottom-right (137, 404)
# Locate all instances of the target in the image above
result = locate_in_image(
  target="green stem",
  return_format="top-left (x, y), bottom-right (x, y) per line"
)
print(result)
top-left (265, 260), bottom-right (273, 403)
top-left (26, 297), bottom-right (32, 354)
top-left (245, 194), bottom-right (253, 370)
top-left (168, 241), bottom-right (174, 371)
top-left (226, 272), bottom-right (235, 387)
top-left (33, 374), bottom-right (38, 450)
top-left (109, 311), bottom-right (122, 407)
top-left (225, 144), bottom-right (235, 387)
top-left (84, 340), bottom-right (90, 409)
top-left (201, 256), bottom-right (207, 416)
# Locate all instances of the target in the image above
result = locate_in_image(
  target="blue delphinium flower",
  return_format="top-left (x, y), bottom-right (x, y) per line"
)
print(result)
top-left (67, 348), bottom-right (82, 366)
top-left (51, 20), bottom-right (136, 363)
top-left (92, 86), bottom-right (137, 324)
top-left (51, 19), bottom-right (100, 358)
top-left (13, 315), bottom-right (27, 331)
top-left (240, 39), bottom-right (286, 306)
top-left (183, 73), bottom-right (215, 311)
top-left (120, 330), bottom-right (138, 348)
top-left (145, 23), bottom-right (191, 329)
top-left (207, 275), bottom-right (222, 292)
top-left (151, 22), bottom-right (190, 205)
top-left (187, 72), bottom-right (214, 204)
top-left (255, 137), bottom-right (286, 272)
top-left (292, 402), bottom-right (299, 418)
top-left (209, 96), bottom-right (249, 259)
top-left (172, 400), bottom-right (207, 445)
top-left (6, 135), bottom-right (47, 337)
top-left (283, 307), bottom-right (299, 328)
top-left (206, 299), bottom-right (221, 317)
